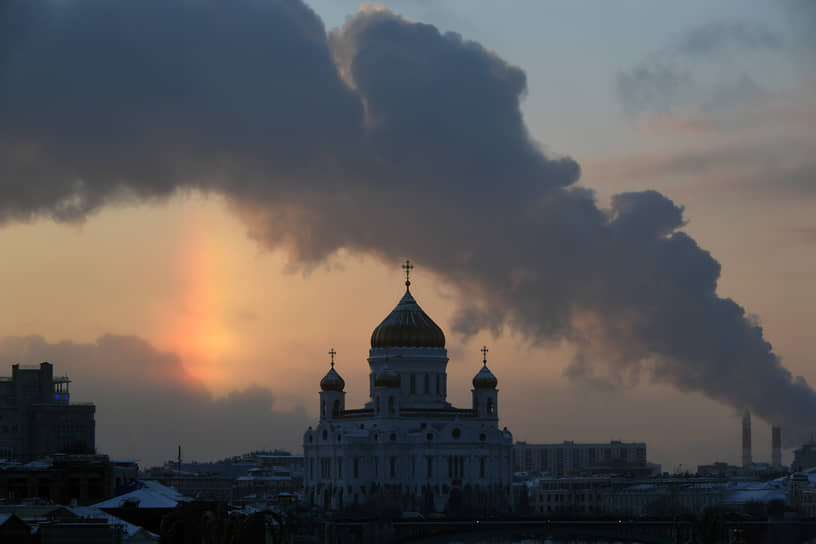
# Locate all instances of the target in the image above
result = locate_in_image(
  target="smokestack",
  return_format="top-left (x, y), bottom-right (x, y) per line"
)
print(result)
top-left (742, 410), bottom-right (752, 467)
top-left (772, 426), bottom-right (782, 466)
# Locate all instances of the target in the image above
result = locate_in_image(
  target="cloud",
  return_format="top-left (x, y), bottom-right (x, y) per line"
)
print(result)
top-left (0, 335), bottom-right (310, 466)
top-left (791, 227), bottom-right (816, 245)
top-left (586, 98), bottom-right (816, 200)
top-left (617, 21), bottom-right (782, 116)
top-left (1, 0), bottom-right (815, 447)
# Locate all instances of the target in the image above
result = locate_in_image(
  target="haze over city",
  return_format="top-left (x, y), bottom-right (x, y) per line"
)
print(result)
top-left (1, 0), bottom-right (814, 473)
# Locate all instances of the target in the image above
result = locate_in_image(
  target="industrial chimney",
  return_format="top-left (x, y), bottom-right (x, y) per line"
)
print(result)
top-left (772, 426), bottom-right (782, 466)
top-left (742, 410), bottom-right (752, 467)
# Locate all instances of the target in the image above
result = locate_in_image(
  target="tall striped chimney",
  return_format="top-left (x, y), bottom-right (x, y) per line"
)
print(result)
top-left (772, 426), bottom-right (782, 466)
top-left (742, 410), bottom-right (752, 467)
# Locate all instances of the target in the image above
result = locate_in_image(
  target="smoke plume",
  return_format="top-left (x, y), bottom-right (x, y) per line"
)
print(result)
top-left (1, 0), bottom-right (814, 444)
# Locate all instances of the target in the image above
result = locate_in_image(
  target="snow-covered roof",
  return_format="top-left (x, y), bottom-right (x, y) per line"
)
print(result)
top-left (92, 480), bottom-right (191, 510)
top-left (67, 506), bottom-right (157, 539)
top-left (725, 488), bottom-right (786, 504)
top-left (723, 480), bottom-right (786, 504)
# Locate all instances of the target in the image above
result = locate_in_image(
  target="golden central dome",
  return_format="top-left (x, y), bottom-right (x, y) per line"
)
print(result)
top-left (370, 287), bottom-right (445, 349)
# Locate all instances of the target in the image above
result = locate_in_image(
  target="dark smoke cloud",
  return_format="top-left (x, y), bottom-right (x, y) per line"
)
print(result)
top-left (0, 335), bottom-right (309, 466)
top-left (1, 1), bottom-right (814, 446)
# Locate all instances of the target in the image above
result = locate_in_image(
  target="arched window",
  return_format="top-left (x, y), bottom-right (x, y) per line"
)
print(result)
top-left (410, 374), bottom-right (416, 394)
top-left (321, 400), bottom-right (326, 417)
top-left (424, 373), bottom-right (430, 393)
top-left (486, 397), bottom-right (495, 415)
top-left (388, 396), bottom-right (395, 415)
top-left (333, 400), bottom-right (340, 417)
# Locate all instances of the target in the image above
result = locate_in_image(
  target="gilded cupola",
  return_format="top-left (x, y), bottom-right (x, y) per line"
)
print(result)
top-left (320, 348), bottom-right (345, 391)
top-left (370, 260), bottom-right (445, 349)
top-left (472, 345), bottom-right (498, 389)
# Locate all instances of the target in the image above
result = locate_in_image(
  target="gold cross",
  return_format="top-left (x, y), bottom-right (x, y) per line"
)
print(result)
top-left (402, 259), bottom-right (414, 286)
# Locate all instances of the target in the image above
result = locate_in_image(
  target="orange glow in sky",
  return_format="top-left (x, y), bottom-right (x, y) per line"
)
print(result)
top-left (156, 209), bottom-right (233, 387)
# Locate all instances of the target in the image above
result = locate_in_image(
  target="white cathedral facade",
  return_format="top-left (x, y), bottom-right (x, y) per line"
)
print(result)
top-left (303, 265), bottom-right (513, 514)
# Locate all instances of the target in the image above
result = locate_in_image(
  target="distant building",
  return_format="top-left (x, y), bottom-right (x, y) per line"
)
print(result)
top-left (0, 454), bottom-right (115, 505)
top-left (514, 440), bottom-right (656, 477)
top-left (792, 441), bottom-right (816, 472)
top-left (303, 267), bottom-right (514, 514)
top-left (0, 362), bottom-right (95, 459)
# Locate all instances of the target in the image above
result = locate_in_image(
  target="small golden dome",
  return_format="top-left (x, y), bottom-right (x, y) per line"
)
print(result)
top-left (320, 365), bottom-right (345, 392)
top-left (374, 365), bottom-right (401, 388)
top-left (472, 364), bottom-right (497, 389)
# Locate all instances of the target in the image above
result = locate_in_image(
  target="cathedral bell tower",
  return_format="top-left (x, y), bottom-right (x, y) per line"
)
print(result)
top-left (472, 345), bottom-right (499, 419)
top-left (319, 348), bottom-right (345, 421)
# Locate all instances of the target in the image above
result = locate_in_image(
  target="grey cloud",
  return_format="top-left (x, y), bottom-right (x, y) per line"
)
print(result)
top-left (791, 227), bottom-right (816, 245)
top-left (0, 335), bottom-right (309, 466)
top-left (617, 21), bottom-right (781, 116)
top-left (1, 1), bottom-right (814, 449)
top-left (678, 22), bottom-right (782, 57)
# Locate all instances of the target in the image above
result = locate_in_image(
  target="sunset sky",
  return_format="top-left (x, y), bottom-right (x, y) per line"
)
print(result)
top-left (0, 0), bottom-right (814, 470)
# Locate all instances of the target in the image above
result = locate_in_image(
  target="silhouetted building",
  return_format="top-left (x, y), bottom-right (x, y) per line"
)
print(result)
top-left (514, 440), bottom-right (655, 477)
top-left (0, 454), bottom-right (115, 505)
top-left (304, 266), bottom-right (514, 514)
top-left (0, 362), bottom-right (95, 459)
top-left (792, 440), bottom-right (816, 472)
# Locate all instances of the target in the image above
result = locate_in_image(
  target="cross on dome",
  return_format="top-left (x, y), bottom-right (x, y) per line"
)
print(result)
top-left (481, 345), bottom-right (489, 366)
top-left (329, 348), bottom-right (336, 367)
top-left (402, 259), bottom-right (414, 287)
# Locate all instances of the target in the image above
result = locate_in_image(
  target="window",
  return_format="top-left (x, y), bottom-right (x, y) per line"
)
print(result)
top-left (338, 458), bottom-right (343, 478)
top-left (486, 397), bottom-right (494, 415)
top-left (375, 396), bottom-right (380, 414)
top-left (390, 457), bottom-right (397, 478)
top-left (448, 456), bottom-right (464, 478)
top-left (427, 456), bottom-right (433, 478)
top-left (333, 400), bottom-right (340, 417)
top-left (354, 458), bottom-right (359, 478)
top-left (451, 428), bottom-right (461, 439)
top-left (374, 457), bottom-right (379, 478)
top-left (321, 400), bottom-right (326, 417)
top-left (480, 458), bottom-right (485, 478)
top-left (424, 374), bottom-right (429, 393)
top-left (388, 396), bottom-right (395, 415)
top-left (410, 374), bottom-right (416, 394)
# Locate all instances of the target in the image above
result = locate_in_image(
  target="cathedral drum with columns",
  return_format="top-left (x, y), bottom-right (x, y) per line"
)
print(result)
top-left (303, 262), bottom-right (513, 515)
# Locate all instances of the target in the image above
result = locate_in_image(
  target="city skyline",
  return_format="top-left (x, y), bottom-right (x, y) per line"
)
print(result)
top-left (0, 0), bottom-right (814, 470)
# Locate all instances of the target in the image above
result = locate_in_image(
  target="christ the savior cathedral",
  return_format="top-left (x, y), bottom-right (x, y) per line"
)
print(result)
top-left (303, 262), bottom-right (513, 514)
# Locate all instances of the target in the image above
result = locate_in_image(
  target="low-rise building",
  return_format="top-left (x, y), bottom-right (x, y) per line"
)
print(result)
top-left (514, 440), bottom-right (657, 477)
